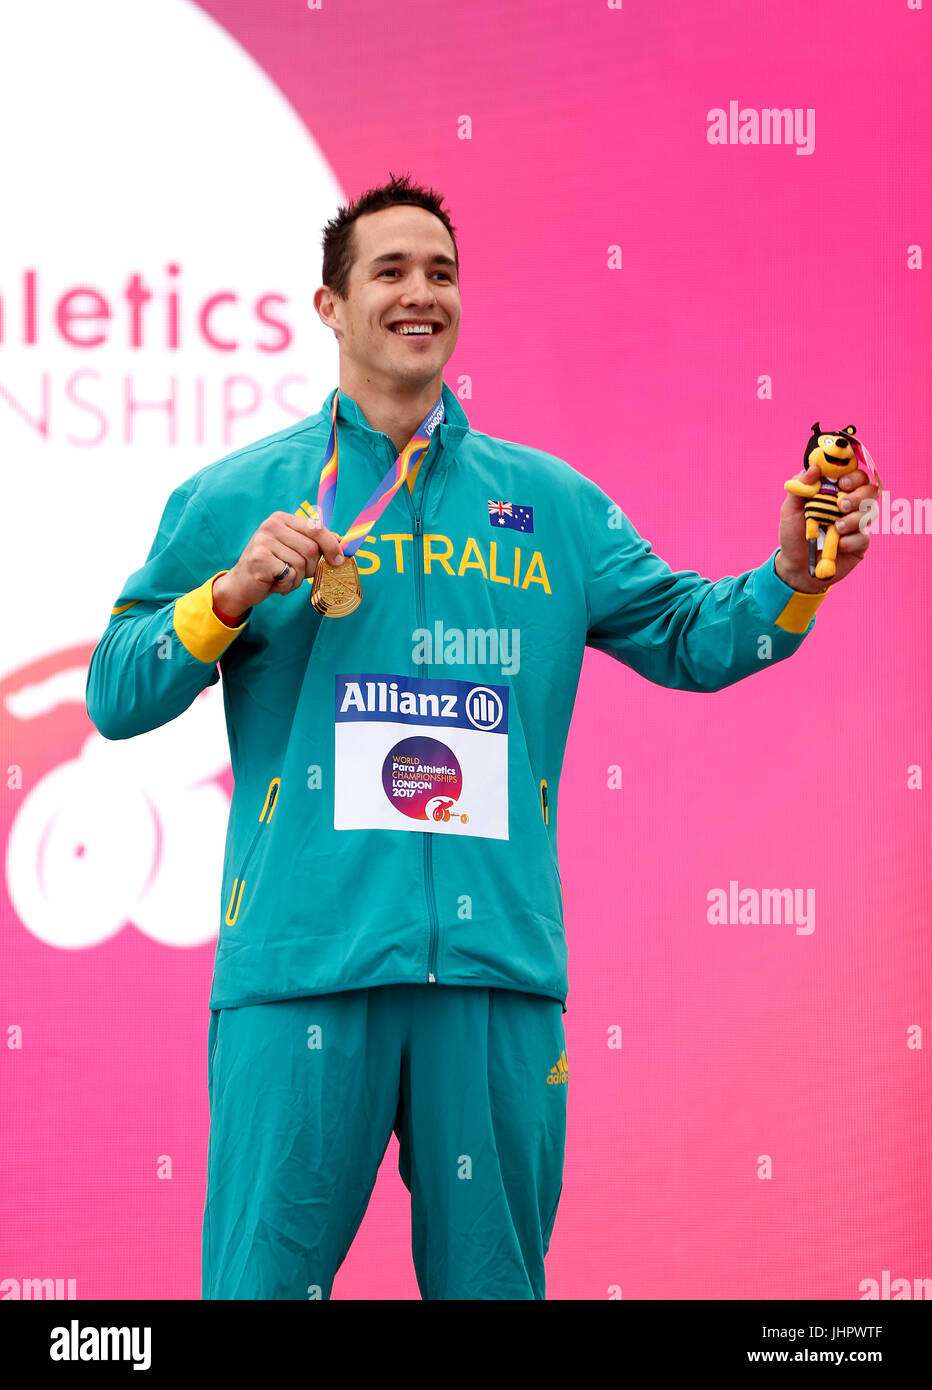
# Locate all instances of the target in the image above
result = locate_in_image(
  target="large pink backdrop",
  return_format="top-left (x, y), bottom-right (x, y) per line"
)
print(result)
top-left (1, 0), bottom-right (929, 1300)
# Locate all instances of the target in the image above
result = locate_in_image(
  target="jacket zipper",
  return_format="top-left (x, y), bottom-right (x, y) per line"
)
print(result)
top-left (224, 777), bottom-right (279, 926)
top-left (541, 776), bottom-right (562, 903)
top-left (411, 478), bottom-right (441, 984)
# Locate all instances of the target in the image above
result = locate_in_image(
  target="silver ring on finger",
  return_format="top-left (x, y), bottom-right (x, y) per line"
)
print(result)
top-left (273, 562), bottom-right (291, 583)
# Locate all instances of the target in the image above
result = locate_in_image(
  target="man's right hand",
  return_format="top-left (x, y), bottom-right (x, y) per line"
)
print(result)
top-left (212, 512), bottom-right (345, 621)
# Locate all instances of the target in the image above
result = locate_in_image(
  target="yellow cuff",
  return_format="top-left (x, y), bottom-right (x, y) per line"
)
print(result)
top-left (774, 589), bottom-right (829, 635)
top-left (173, 571), bottom-right (248, 663)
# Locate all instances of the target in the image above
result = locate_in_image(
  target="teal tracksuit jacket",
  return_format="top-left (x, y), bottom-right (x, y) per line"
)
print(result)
top-left (85, 384), bottom-right (826, 1012)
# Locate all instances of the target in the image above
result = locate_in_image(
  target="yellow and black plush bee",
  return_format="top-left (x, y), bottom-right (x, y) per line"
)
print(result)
top-left (784, 423), bottom-right (882, 579)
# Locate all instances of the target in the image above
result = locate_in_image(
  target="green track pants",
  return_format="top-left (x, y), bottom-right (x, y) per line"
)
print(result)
top-left (201, 983), bottom-right (567, 1299)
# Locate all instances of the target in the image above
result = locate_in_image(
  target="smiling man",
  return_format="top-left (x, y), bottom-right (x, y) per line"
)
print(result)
top-left (85, 172), bottom-right (879, 1302)
top-left (309, 202), bottom-right (462, 457)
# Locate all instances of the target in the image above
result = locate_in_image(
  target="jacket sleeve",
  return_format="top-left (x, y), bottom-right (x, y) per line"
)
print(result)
top-left (85, 481), bottom-right (251, 740)
top-left (585, 491), bottom-right (827, 693)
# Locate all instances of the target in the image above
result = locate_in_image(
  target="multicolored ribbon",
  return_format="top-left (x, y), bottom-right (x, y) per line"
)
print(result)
top-left (313, 388), bottom-right (446, 556)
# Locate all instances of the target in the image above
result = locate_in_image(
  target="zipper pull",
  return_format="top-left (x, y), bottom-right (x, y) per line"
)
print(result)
top-left (428, 972), bottom-right (436, 983)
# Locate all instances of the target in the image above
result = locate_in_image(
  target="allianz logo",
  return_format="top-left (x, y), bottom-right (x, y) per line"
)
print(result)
top-left (338, 679), bottom-right (504, 731)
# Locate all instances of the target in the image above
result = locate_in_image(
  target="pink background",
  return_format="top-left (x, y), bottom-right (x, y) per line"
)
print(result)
top-left (2, 0), bottom-right (930, 1299)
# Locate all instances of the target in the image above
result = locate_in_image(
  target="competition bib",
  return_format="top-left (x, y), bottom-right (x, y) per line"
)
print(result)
top-left (334, 672), bottom-right (509, 840)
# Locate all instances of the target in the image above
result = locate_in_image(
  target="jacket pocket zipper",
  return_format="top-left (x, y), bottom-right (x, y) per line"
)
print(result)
top-left (224, 776), bottom-right (280, 926)
top-left (540, 778), bottom-right (562, 903)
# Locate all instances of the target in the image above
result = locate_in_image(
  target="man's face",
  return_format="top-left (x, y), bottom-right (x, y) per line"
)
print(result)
top-left (316, 204), bottom-right (461, 392)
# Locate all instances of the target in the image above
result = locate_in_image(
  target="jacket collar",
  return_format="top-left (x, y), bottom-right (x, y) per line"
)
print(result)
top-left (321, 381), bottom-right (470, 461)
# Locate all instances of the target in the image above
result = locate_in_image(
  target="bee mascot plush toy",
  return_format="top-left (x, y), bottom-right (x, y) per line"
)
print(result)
top-left (785, 424), bottom-right (883, 579)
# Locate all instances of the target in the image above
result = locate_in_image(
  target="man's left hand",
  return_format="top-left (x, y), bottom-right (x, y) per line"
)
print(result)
top-left (774, 464), bottom-right (880, 593)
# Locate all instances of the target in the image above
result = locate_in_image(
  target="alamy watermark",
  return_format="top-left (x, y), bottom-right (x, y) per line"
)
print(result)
top-left (708, 881), bottom-right (815, 935)
top-left (413, 622), bottom-right (520, 676)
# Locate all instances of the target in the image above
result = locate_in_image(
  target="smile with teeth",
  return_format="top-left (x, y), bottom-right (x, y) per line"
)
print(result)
top-left (390, 323), bottom-right (439, 335)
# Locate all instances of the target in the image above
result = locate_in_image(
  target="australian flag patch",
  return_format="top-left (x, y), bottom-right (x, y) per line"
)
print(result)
top-left (487, 500), bottom-right (533, 533)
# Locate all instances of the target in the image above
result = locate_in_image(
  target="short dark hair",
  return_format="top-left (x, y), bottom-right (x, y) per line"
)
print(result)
top-left (321, 172), bottom-right (459, 300)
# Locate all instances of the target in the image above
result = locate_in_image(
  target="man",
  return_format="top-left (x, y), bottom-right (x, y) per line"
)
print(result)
top-left (85, 173), bottom-right (878, 1300)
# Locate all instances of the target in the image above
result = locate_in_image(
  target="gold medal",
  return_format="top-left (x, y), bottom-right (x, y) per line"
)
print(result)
top-left (309, 554), bottom-right (363, 617)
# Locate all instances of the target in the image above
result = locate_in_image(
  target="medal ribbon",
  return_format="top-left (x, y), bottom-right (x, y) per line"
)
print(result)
top-left (314, 389), bottom-right (446, 556)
